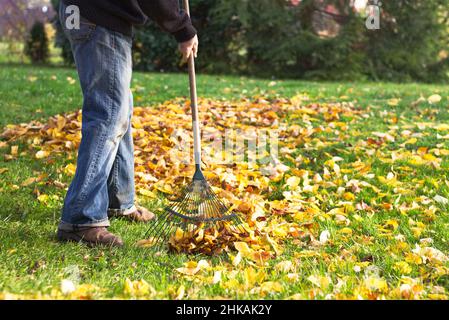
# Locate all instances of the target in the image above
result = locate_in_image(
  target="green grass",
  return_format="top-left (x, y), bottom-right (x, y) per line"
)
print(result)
top-left (2, 63), bottom-right (448, 127)
top-left (0, 41), bottom-right (63, 66)
top-left (0, 63), bottom-right (449, 299)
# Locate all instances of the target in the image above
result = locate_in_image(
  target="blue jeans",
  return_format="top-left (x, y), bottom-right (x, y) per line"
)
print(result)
top-left (58, 3), bottom-right (136, 230)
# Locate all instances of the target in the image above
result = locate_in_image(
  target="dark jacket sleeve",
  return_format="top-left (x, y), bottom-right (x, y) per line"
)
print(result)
top-left (138, 0), bottom-right (197, 42)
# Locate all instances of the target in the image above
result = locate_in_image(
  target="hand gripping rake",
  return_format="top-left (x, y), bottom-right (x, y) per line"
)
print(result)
top-left (145, 0), bottom-right (247, 251)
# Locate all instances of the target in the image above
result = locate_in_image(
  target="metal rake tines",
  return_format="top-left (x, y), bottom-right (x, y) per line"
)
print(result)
top-left (169, 180), bottom-right (230, 219)
top-left (144, 179), bottom-right (248, 250)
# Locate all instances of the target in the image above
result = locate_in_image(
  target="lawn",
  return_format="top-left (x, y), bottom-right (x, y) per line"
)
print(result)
top-left (0, 63), bottom-right (448, 300)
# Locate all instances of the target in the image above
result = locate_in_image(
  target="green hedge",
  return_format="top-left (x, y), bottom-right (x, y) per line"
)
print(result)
top-left (25, 21), bottom-right (50, 64)
top-left (51, 0), bottom-right (74, 65)
top-left (53, 0), bottom-right (449, 82)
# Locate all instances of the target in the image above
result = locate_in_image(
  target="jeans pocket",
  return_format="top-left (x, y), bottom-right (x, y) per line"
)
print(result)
top-left (68, 18), bottom-right (96, 43)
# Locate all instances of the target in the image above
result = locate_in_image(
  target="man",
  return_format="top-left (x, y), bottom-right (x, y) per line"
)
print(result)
top-left (57, 0), bottom-right (198, 247)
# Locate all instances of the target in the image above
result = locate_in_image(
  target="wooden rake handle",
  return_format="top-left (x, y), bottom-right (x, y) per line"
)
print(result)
top-left (182, 0), bottom-right (201, 167)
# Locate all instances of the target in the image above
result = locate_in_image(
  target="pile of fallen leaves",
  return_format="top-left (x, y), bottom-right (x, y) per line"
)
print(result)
top-left (167, 223), bottom-right (253, 255)
top-left (1, 96), bottom-right (335, 255)
top-left (138, 222), bottom-right (256, 255)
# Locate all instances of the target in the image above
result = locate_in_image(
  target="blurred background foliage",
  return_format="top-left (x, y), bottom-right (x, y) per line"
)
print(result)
top-left (1, 0), bottom-right (448, 82)
top-left (24, 21), bottom-right (49, 64)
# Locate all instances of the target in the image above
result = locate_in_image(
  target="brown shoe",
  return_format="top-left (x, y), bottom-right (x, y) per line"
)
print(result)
top-left (57, 227), bottom-right (123, 247)
top-left (110, 205), bottom-right (156, 223)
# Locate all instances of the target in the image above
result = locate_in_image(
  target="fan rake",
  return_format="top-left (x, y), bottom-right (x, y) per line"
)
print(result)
top-left (144, 0), bottom-right (248, 252)
top-left (145, 167), bottom-right (248, 252)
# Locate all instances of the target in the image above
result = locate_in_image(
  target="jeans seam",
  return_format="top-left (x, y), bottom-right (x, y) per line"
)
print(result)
top-left (112, 154), bottom-right (119, 195)
top-left (107, 158), bottom-right (119, 209)
top-left (111, 31), bottom-right (120, 197)
top-left (74, 130), bottom-right (106, 210)
top-left (73, 32), bottom-right (118, 211)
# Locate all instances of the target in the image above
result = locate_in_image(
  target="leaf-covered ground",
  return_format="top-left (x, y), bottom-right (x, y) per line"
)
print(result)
top-left (0, 65), bottom-right (448, 300)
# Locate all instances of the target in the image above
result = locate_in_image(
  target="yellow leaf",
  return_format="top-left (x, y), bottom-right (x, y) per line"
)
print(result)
top-left (37, 194), bottom-right (49, 203)
top-left (138, 188), bottom-right (156, 198)
top-left (339, 227), bottom-right (353, 235)
top-left (259, 281), bottom-right (283, 293)
top-left (405, 252), bottom-right (422, 265)
top-left (66, 76), bottom-right (76, 85)
top-left (286, 176), bottom-right (301, 189)
top-left (264, 233), bottom-right (282, 255)
top-left (175, 285), bottom-right (185, 300)
top-left (251, 251), bottom-right (272, 266)
top-left (307, 275), bottom-right (331, 289)
top-left (393, 261), bottom-right (412, 275)
top-left (197, 260), bottom-right (210, 270)
top-left (212, 271), bottom-right (222, 284)
top-left (136, 238), bottom-right (157, 248)
top-left (70, 284), bottom-right (99, 299)
top-left (21, 177), bottom-right (38, 187)
top-left (234, 241), bottom-right (252, 257)
top-left (343, 192), bottom-right (355, 201)
top-left (175, 260), bottom-right (210, 276)
top-left (434, 124), bottom-right (449, 131)
top-left (384, 219), bottom-right (399, 231)
top-left (244, 267), bottom-right (265, 286)
top-left (364, 276), bottom-right (388, 292)
top-left (11, 145), bottom-right (18, 156)
top-left (275, 261), bottom-right (294, 273)
top-left (124, 278), bottom-right (154, 297)
top-left (403, 137), bottom-right (417, 145)
top-left (35, 150), bottom-right (50, 159)
top-left (64, 163), bottom-right (76, 176)
top-left (56, 116), bottom-right (67, 131)
top-left (232, 252), bottom-right (242, 266)
top-left (427, 94), bottom-right (442, 104)
top-left (176, 262), bottom-right (199, 276)
top-left (387, 98), bottom-right (401, 106)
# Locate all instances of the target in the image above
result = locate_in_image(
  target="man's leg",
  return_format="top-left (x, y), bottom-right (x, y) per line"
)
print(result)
top-left (57, 3), bottom-right (133, 244)
top-left (107, 91), bottom-right (135, 213)
top-left (106, 92), bottom-right (155, 223)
